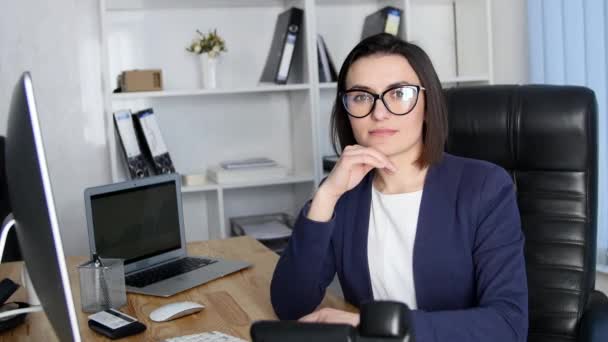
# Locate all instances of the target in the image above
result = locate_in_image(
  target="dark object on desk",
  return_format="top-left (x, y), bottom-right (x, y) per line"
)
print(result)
top-left (444, 85), bottom-right (608, 342)
top-left (251, 301), bottom-right (410, 342)
top-left (0, 278), bottom-right (19, 305)
top-left (260, 7), bottom-right (303, 84)
top-left (0, 278), bottom-right (26, 334)
top-left (358, 301), bottom-right (410, 339)
top-left (88, 308), bottom-right (146, 340)
top-left (0, 302), bottom-right (29, 333)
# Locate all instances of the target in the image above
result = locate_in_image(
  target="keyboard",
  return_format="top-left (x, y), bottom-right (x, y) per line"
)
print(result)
top-left (126, 257), bottom-right (217, 288)
top-left (165, 331), bottom-right (247, 342)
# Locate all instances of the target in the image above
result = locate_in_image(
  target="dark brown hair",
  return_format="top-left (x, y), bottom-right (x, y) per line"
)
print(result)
top-left (330, 33), bottom-right (447, 167)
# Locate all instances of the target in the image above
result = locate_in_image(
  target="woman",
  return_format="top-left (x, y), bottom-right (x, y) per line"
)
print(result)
top-left (270, 33), bottom-right (528, 342)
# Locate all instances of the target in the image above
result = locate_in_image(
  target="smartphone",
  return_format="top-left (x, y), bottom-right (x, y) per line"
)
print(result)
top-left (88, 308), bottom-right (146, 339)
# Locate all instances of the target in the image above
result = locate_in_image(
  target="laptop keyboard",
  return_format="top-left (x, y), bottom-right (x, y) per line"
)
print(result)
top-left (126, 257), bottom-right (217, 288)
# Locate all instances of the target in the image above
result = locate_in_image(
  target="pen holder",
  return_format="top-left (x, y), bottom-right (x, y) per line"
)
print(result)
top-left (78, 258), bottom-right (127, 313)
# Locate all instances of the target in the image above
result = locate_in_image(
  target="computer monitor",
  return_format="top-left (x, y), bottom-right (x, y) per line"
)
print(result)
top-left (4, 72), bottom-right (81, 341)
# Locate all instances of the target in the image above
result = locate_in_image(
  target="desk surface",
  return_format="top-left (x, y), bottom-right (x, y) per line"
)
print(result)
top-left (0, 236), bottom-right (354, 341)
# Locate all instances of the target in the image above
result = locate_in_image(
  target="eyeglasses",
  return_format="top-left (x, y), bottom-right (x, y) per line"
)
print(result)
top-left (341, 84), bottom-right (425, 118)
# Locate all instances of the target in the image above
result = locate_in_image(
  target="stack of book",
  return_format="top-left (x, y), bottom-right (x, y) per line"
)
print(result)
top-left (207, 157), bottom-right (288, 184)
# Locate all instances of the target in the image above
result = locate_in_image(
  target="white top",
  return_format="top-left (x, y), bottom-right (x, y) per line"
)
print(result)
top-left (367, 185), bottom-right (423, 310)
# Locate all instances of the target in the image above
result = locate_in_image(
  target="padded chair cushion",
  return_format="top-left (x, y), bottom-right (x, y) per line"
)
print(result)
top-left (444, 85), bottom-right (598, 341)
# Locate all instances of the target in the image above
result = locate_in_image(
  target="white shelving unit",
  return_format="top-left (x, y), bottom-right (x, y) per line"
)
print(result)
top-left (98, 0), bottom-right (493, 241)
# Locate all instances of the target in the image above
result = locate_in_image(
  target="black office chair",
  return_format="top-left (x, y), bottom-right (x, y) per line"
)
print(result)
top-left (0, 136), bottom-right (21, 262)
top-left (445, 85), bottom-right (608, 342)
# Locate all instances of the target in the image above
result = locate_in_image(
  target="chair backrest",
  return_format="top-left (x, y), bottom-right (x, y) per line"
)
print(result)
top-left (444, 85), bottom-right (598, 342)
top-left (0, 136), bottom-right (21, 262)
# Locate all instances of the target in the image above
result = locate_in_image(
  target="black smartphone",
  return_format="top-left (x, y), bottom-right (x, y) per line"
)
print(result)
top-left (88, 308), bottom-right (146, 340)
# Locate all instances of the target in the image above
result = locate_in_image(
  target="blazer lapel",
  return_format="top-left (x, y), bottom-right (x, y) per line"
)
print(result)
top-left (412, 156), bottom-right (451, 310)
top-left (345, 172), bottom-right (375, 305)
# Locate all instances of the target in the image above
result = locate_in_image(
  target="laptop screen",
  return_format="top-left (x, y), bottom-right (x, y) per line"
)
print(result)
top-left (90, 180), bottom-right (181, 264)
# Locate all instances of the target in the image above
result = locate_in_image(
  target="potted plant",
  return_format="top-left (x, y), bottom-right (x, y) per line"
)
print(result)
top-left (186, 29), bottom-right (227, 89)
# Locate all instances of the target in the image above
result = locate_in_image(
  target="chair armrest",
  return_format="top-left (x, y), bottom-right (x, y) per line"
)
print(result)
top-left (579, 290), bottom-right (608, 342)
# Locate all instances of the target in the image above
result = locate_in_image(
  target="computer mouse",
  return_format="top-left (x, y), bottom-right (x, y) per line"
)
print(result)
top-left (149, 301), bottom-right (205, 322)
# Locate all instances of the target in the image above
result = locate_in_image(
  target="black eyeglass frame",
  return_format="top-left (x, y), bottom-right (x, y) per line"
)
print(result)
top-left (340, 84), bottom-right (426, 118)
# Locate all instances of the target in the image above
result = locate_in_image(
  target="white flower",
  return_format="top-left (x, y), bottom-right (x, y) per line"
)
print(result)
top-left (212, 45), bottom-right (221, 53)
top-left (193, 44), bottom-right (202, 54)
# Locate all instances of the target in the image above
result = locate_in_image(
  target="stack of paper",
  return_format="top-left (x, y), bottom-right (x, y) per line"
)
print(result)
top-left (239, 220), bottom-right (292, 241)
top-left (220, 157), bottom-right (277, 169)
top-left (207, 165), bottom-right (288, 184)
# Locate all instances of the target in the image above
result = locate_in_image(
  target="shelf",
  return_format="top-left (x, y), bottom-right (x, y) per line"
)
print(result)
top-left (441, 75), bottom-right (490, 84)
top-left (221, 173), bottom-right (315, 190)
top-left (317, 76), bottom-right (488, 91)
top-left (319, 82), bottom-right (338, 89)
top-left (315, 0), bottom-right (384, 5)
top-left (105, 0), bottom-right (296, 11)
top-left (181, 173), bottom-right (315, 193)
top-left (111, 84), bottom-right (311, 100)
top-left (181, 183), bottom-right (219, 193)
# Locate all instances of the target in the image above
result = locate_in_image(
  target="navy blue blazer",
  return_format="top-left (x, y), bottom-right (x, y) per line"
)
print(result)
top-left (271, 153), bottom-right (528, 342)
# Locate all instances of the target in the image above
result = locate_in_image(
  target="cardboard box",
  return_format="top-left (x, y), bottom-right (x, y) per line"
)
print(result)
top-left (120, 69), bottom-right (163, 92)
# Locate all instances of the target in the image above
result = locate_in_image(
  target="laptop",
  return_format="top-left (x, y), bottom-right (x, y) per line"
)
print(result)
top-left (84, 173), bottom-right (251, 297)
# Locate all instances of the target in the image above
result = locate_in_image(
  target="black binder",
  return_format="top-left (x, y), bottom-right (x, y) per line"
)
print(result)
top-left (113, 110), bottom-right (153, 179)
top-left (361, 6), bottom-right (402, 40)
top-left (132, 108), bottom-right (176, 175)
top-left (317, 34), bottom-right (338, 83)
top-left (260, 7), bottom-right (304, 84)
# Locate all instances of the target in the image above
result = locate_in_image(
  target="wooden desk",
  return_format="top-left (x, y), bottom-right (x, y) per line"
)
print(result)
top-left (0, 236), bottom-right (354, 341)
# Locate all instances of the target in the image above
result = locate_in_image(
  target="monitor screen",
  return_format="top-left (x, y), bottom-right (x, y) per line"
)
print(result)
top-left (90, 180), bottom-right (181, 264)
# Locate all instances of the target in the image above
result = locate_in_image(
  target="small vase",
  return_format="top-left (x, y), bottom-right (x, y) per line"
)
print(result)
top-left (199, 53), bottom-right (217, 89)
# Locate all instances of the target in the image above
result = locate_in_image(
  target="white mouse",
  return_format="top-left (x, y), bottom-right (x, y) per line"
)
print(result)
top-left (149, 301), bottom-right (205, 322)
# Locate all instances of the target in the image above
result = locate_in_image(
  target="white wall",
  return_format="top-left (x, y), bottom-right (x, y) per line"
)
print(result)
top-left (491, 0), bottom-right (528, 84)
top-left (0, 0), bottom-right (110, 256)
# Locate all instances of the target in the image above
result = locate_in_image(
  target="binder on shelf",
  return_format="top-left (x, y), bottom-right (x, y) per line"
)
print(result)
top-left (260, 7), bottom-right (304, 84)
top-left (317, 34), bottom-right (338, 83)
top-left (361, 6), bottom-right (402, 40)
top-left (132, 108), bottom-right (176, 175)
top-left (113, 110), bottom-right (154, 179)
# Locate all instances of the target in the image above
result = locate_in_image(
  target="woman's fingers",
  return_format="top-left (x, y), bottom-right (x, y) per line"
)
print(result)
top-left (340, 146), bottom-right (397, 172)
top-left (298, 310), bottom-right (321, 322)
top-left (341, 154), bottom-right (387, 170)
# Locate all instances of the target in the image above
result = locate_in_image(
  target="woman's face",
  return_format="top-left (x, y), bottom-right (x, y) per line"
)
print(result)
top-left (344, 54), bottom-right (425, 159)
